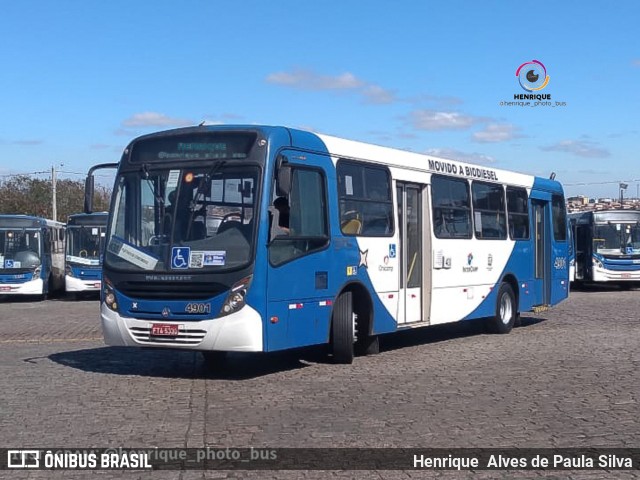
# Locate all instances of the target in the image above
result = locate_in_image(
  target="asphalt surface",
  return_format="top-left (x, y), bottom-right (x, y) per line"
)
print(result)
top-left (0, 286), bottom-right (639, 479)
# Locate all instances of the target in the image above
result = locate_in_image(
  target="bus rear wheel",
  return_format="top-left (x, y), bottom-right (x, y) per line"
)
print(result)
top-left (486, 282), bottom-right (516, 334)
top-left (331, 291), bottom-right (354, 364)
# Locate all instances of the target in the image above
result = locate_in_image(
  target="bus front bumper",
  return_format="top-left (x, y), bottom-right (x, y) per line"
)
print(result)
top-left (0, 278), bottom-right (44, 295)
top-left (100, 303), bottom-right (264, 352)
top-left (592, 266), bottom-right (640, 282)
top-left (66, 275), bottom-right (101, 292)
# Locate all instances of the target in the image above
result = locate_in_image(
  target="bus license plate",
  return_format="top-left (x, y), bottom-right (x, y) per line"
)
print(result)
top-left (622, 273), bottom-right (631, 278)
top-left (0, 286), bottom-right (10, 292)
top-left (94, 282), bottom-right (101, 289)
top-left (150, 324), bottom-right (179, 336)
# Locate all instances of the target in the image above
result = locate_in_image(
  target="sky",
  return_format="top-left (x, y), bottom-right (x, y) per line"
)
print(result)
top-left (1, 1), bottom-right (638, 199)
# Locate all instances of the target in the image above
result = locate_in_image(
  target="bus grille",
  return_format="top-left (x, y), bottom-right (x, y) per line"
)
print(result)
top-left (116, 281), bottom-right (225, 300)
top-left (128, 326), bottom-right (207, 345)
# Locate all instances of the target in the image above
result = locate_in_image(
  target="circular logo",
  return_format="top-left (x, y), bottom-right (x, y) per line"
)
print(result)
top-left (516, 60), bottom-right (550, 91)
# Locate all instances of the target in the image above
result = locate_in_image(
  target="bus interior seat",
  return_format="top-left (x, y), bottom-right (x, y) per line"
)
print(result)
top-left (217, 220), bottom-right (242, 235)
top-left (342, 218), bottom-right (362, 235)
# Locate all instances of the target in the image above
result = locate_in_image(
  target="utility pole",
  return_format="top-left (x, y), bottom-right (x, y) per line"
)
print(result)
top-left (52, 165), bottom-right (57, 221)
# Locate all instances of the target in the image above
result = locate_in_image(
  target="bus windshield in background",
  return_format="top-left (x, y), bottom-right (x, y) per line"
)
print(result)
top-left (0, 229), bottom-right (42, 270)
top-left (66, 226), bottom-right (105, 266)
top-left (105, 166), bottom-right (259, 272)
top-left (129, 133), bottom-right (257, 163)
top-left (593, 222), bottom-right (640, 255)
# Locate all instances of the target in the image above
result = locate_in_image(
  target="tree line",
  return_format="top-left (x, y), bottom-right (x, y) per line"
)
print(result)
top-left (0, 175), bottom-right (112, 223)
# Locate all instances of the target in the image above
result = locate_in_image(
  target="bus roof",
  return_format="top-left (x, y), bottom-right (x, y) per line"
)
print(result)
top-left (122, 124), bottom-right (563, 192)
top-left (67, 212), bottom-right (109, 227)
top-left (569, 209), bottom-right (640, 224)
top-left (0, 214), bottom-right (64, 229)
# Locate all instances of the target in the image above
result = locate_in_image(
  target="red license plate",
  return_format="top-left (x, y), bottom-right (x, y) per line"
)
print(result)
top-left (150, 324), bottom-right (179, 336)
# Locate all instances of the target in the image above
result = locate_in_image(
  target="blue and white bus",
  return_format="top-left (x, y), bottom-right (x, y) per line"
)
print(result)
top-left (65, 212), bottom-right (108, 295)
top-left (85, 126), bottom-right (569, 365)
top-left (0, 215), bottom-right (65, 299)
top-left (569, 209), bottom-right (640, 287)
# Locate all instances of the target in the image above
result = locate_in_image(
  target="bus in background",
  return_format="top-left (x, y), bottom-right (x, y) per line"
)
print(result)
top-left (65, 212), bottom-right (108, 297)
top-left (85, 125), bottom-right (569, 367)
top-left (0, 215), bottom-right (65, 299)
top-left (569, 209), bottom-right (640, 287)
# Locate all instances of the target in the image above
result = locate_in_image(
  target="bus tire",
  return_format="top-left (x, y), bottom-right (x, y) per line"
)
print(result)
top-left (332, 291), bottom-right (354, 364)
top-left (487, 282), bottom-right (516, 334)
top-left (202, 351), bottom-right (227, 370)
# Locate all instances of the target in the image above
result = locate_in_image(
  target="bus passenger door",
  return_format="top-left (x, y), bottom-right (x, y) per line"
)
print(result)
top-left (532, 200), bottom-right (551, 305)
top-left (396, 183), bottom-right (429, 324)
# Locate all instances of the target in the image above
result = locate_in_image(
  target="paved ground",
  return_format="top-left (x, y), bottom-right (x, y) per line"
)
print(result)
top-left (0, 286), bottom-right (639, 479)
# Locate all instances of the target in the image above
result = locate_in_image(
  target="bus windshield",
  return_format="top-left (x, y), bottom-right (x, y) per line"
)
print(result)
top-left (593, 222), bottom-right (640, 255)
top-left (66, 226), bottom-right (105, 266)
top-left (105, 165), bottom-right (259, 272)
top-left (0, 228), bottom-right (42, 270)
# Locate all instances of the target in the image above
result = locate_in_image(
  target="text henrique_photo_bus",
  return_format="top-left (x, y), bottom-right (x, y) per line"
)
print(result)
top-left (65, 212), bottom-right (109, 298)
top-left (569, 209), bottom-right (640, 288)
top-left (84, 125), bottom-right (570, 367)
top-left (0, 214), bottom-right (65, 299)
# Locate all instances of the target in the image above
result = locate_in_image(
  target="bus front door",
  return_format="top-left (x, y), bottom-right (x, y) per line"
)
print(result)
top-left (532, 200), bottom-right (552, 306)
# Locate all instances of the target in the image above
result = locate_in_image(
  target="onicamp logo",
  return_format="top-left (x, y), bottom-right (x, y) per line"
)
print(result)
top-left (516, 60), bottom-right (550, 91)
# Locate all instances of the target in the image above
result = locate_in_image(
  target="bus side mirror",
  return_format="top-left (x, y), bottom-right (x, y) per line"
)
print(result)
top-left (84, 175), bottom-right (95, 214)
top-left (276, 155), bottom-right (291, 196)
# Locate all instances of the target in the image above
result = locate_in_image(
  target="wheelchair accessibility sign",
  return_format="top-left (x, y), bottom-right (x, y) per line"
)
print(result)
top-left (171, 247), bottom-right (190, 269)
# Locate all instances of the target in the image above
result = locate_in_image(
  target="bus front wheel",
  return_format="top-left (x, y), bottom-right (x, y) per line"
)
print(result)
top-left (331, 291), bottom-right (354, 364)
top-left (486, 282), bottom-right (516, 334)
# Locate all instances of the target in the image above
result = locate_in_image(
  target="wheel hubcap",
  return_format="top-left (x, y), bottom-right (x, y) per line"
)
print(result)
top-left (500, 293), bottom-right (512, 325)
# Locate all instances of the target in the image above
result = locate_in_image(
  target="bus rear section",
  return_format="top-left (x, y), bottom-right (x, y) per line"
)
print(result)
top-left (65, 212), bottom-right (108, 295)
top-left (0, 215), bottom-right (65, 298)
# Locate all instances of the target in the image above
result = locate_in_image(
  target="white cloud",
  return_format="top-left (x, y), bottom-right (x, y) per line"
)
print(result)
top-left (266, 69), bottom-right (396, 104)
top-left (472, 123), bottom-right (522, 143)
top-left (425, 148), bottom-right (496, 165)
top-left (122, 112), bottom-right (193, 128)
top-left (11, 139), bottom-right (43, 146)
top-left (266, 70), bottom-right (364, 90)
top-left (408, 110), bottom-right (483, 131)
top-left (540, 139), bottom-right (610, 158)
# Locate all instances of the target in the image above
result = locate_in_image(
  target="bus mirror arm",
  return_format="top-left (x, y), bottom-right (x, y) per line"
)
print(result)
top-left (276, 155), bottom-right (291, 197)
top-left (84, 162), bottom-right (119, 213)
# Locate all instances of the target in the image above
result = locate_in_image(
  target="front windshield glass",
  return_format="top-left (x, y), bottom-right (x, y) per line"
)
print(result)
top-left (593, 223), bottom-right (640, 255)
top-left (66, 226), bottom-right (106, 266)
top-left (0, 228), bottom-right (42, 270)
top-left (105, 165), bottom-right (259, 272)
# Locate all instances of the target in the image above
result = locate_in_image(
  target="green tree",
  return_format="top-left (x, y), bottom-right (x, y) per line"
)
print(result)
top-left (0, 176), bottom-right (111, 222)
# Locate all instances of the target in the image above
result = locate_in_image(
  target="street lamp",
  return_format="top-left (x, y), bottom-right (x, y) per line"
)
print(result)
top-left (619, 182), bottom-right (628, 205)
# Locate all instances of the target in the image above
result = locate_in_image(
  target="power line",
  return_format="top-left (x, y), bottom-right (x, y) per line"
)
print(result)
top-left (563, 178), bottom-right (640, 187)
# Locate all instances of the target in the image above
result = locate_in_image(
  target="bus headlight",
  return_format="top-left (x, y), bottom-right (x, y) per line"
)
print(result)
top-left (592, 257), bottom-right (603, 269)
top-left (219, 275), bottom-right (252, 318)
top-left (65, 265), bottom-right (73, 277)
top-left (33, 266), bottom-right (41, 278)
top-left (103, 276), bottom-right (118, 312)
